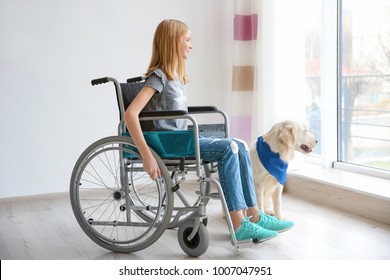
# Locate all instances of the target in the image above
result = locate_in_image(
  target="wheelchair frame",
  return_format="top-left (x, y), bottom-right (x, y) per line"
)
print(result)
top-left (69, 76), bottom-right (255, 257)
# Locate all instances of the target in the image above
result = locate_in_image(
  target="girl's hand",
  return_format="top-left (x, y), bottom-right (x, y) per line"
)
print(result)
top-left (143, 154), bottom-right (161, 181)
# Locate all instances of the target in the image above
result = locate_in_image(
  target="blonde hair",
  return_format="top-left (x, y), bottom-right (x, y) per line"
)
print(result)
top-left (146, 19), bottom-right (189, 84)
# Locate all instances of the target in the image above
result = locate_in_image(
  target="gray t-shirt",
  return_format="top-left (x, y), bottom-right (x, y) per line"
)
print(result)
top-left (142, 68), bottom-right (188, 131)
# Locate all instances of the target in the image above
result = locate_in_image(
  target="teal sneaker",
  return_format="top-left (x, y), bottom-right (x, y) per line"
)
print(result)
top-left (256, 212), bottom-right (294, 233)
top-left (232, 217), bottom-right (278, 244)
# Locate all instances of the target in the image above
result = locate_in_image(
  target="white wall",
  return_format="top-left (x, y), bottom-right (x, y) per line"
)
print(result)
top-left (0, 0), bottom-right (234, 198)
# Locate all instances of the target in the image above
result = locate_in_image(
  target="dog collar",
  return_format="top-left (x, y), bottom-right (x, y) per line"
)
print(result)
top-left (256, 136), bottom-right (288, 186)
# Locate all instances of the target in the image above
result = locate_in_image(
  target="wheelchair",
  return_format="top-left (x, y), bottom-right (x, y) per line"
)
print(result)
top-left (69, 76), bottom-right (255, 257)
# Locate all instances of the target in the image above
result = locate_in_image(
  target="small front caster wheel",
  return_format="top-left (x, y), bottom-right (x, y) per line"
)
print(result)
top-left (177, 219), bottom-right (209, 257)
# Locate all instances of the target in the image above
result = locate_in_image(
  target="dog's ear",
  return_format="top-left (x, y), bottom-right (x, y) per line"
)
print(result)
top-left (279, 123), bottom-right (297, 149)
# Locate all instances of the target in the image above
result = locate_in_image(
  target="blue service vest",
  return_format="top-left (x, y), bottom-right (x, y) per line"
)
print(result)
top-left (256, 136), bottom-right (288, 186)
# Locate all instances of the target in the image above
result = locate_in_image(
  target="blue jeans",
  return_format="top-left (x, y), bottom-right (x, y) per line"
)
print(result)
top-left (199, 137), bottom-right (257, 212)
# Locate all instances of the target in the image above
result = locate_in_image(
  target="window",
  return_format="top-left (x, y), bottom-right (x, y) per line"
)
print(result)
top-left (339, 0), bottom-right (390, 172)
top-left (265, 0), bottom-right (389, 178)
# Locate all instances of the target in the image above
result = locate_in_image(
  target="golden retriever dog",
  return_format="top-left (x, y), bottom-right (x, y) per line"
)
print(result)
top-left (250, 120), bottom-right (317, 220)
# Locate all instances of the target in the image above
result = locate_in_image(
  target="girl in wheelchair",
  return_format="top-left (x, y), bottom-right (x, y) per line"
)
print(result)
top-left (124, 19), bottom-right (293, 245)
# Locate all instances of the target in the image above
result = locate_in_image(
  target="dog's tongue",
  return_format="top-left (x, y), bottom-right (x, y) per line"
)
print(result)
top-left (300, 144), bottom-right (312, 153)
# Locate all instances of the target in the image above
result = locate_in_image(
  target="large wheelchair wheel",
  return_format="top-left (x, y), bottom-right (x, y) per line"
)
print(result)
top-left (70, 136), bottom-right (174, 253)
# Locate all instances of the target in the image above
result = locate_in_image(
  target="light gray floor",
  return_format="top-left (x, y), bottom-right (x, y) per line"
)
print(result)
top-left (1, 184), bottom-right (390, 260)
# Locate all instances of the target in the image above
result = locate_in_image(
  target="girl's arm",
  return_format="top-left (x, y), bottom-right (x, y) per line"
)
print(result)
top-left (124, 86), bottom-right (161, 180)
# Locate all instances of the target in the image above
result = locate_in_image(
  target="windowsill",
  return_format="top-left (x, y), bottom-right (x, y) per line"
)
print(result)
top-left (287, 161), bottom-right (390, 201)
top-left (285, 156), bottom-right (390, 224)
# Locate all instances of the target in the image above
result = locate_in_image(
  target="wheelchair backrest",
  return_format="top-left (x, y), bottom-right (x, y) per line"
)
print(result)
top-left (115, 76), bottom-right (145, 121)
top-left (120, 81), bottom-right (144, 110)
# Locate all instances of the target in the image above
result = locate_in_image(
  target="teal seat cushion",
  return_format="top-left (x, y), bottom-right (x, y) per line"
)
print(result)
top-left (123, 131), bottom-right (195, 158)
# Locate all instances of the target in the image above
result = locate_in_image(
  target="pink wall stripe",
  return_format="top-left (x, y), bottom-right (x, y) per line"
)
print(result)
top-left (230, 115), bottom-right (252, 142)
top-left (234, 14), bottom-right (258, 41)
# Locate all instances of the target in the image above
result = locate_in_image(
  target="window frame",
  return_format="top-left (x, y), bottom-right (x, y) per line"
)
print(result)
top-left (321, 0), bottom-right (390, 179)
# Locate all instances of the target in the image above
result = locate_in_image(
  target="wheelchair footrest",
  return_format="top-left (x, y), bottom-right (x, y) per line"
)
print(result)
top-left (233, 239), bottom-right (255, 251)
top-left (209, 192), bottom-right (221, 200)
top-left (195, 191), bottom-right (221, 200)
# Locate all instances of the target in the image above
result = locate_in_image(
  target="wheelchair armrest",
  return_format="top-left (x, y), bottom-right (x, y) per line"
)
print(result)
top-left (188, 106), bottom-right (218, 113)
top-left (188, 106), bottom-right (230, 138)
top-left (139, 110), bottom-right (188, 118)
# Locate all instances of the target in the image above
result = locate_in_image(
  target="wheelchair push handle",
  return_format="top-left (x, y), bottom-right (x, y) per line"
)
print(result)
top-left (91, 77), bottom-right (109, 86)
top-left (127, 76), bottom-right (145, 83)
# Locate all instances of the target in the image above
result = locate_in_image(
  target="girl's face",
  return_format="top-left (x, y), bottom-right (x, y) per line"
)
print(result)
top-left (179, 31), bottom-right (192, 60)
